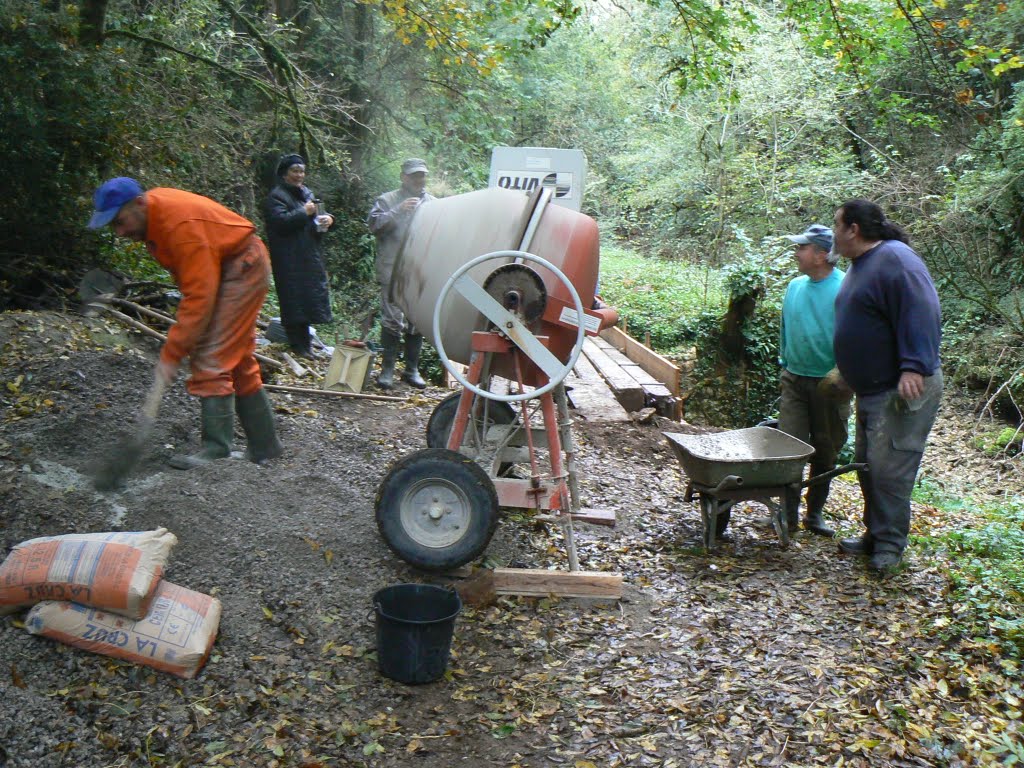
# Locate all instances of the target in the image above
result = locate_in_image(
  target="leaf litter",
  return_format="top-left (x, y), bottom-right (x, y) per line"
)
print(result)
top-left (0, 310), bottom-right (1019, 767)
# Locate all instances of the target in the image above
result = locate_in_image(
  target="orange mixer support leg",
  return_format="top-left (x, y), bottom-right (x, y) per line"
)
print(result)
top-left (539, 387), bottom-right (580, 571)
top-left (446, 350), bottom-right (488, 452)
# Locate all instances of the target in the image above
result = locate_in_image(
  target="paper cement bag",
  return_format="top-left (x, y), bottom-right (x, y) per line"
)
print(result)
top-left (25, 580), bottom-right (221, 679)
top-left (0, 528), bottom-right (177, 619)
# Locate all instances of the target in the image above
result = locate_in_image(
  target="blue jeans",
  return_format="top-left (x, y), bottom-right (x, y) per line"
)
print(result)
top-left (854, 370), bottom-right (943, 554)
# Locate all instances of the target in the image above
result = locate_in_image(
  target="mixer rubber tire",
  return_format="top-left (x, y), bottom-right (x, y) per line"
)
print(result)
top-left (426, 392), bottom-right (516, 476)
top-left (375, 448), bottom-right (499, 572)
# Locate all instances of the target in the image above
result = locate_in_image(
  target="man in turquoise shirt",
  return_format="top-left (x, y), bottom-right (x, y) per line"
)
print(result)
top-left (778, 224), bottom-right (851, 536)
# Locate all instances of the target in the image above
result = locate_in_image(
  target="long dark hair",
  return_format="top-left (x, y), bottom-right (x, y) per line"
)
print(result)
top-left (837, 199), bottom-right (910, 244)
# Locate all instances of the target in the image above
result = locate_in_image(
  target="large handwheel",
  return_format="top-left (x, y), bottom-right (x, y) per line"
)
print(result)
top-left (426, 392), bottom-right (517, 476)
top-left (432, 250), bottom-right (587, 403)
top-left (375, 448), bottom-right (500, 571)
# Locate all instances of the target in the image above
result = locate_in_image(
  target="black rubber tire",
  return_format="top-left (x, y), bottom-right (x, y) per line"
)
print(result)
top-left (426, 392), bottom-right (516, 449)
top-left (426, 392), bottom-right (517, 476)
top-left (375, 448), bottom-right (499, 572)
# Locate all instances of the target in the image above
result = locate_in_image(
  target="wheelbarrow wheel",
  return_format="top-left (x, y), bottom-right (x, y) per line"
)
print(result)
top-left (426, 392), bottom-right (517, 477)
top-left (376, 448), bottom-right (499, 572)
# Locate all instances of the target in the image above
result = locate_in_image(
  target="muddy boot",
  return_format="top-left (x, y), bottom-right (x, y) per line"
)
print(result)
top-left (804, 508), bottom-right (835, 537)
top-left (377, 329), bottom-right (400, 390)
top-left (168, 395), bottom-right (234, 469)
top-left (235, 388), bottom-right (284, 464)
top-left (804, 470), bottom-right (835, 537)
top-left (284, 323), bottom-right (312, 359)
top-left (401, 333), bottom-right (427, 389)
top-left (784, 485), bottom-right (800, 534)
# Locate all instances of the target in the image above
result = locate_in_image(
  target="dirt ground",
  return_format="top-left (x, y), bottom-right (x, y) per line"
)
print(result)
top-left (0, 310), bottom-right (1020, 768)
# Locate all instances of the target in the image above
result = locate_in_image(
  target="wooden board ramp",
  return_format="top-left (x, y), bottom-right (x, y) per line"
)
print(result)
top-left (566, 354), bottom-right (631, 422)
top-left (595, 327), bottom-right (682, 419)
top-left (600, 325), bottom-right (681, 397)
top-left (581, 338), bottom-right (645, 411)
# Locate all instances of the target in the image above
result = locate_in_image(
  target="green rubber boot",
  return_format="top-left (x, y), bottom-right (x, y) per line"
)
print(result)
top-left (377, 329), bottom-right (400, 390)
top-left (401, 333), bottom-right (427, 389)
top-left (235, 388), bottom-right (284, 463)
top-left (168, 395), bottom-right (235, 470)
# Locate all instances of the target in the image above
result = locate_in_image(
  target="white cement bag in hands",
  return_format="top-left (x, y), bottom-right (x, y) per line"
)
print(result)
top-left (0, 528), bottom-right (177, 618)
top-left (25, 580), bottom-right (222, 679)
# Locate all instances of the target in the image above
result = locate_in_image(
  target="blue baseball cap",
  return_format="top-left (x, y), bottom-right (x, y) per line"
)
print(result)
top-left (784, 224), bottom-right (833, 252)
top-left (88, 177), bottom-right (143, 229)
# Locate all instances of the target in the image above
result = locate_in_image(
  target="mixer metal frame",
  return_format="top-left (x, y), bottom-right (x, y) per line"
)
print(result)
top-left (374, 238), bottom-right (622, 597)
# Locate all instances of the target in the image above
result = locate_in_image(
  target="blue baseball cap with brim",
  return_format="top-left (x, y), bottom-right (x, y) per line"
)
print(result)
top-left (784, 224), bottom-right (833, 252)
top-left (88, 177), bottom-right (143, 229)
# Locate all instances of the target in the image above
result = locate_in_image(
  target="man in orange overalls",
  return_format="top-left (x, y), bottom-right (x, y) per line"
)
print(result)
top-left (88, 177), bottom-right (283, 469)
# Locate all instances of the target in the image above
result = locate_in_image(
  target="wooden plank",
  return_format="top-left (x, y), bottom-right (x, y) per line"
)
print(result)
top-left (570, 508), bottom-right (616, 527)
top-left (591, 340), bottom-right (676, 414)
top-left (566, 356), bottom-right (631, 422)
top-left (618, 361), bottom-right (665, 388)
top-left (600, 325), bottom-right (681, 396)
top-left (492, 568), bottom-right (623, 599)
top-left (582, 338), bottom-right (645, 412)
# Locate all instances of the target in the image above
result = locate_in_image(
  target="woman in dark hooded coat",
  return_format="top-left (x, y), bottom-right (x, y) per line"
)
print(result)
top-left (264, 154), bottom-right (334, 357)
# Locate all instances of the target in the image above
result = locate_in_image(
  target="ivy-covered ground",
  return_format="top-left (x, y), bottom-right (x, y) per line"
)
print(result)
top-left (0, 311), bottom-right (1020, 767)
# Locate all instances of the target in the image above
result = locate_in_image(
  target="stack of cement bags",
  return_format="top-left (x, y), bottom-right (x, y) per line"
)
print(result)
top-left (0, 528), bottom-right (220, 679)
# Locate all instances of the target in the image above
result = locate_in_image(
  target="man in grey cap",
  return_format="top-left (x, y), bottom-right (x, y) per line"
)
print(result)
top-left (367, 158), bottom-right (436, 389)
top-left (777, 223), bottom-right (850, 536)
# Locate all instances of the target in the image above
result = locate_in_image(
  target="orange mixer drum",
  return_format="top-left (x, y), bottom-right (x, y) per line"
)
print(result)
top-left (390, 187), bottom-right (603, 381)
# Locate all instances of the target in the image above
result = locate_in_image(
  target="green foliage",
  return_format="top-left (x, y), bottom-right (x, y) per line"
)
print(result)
top-left (683, 298), bottom-right (783, 427)
top-left (600, 238), bottom-right (813, 428)
top-left (673, 245), bottom-right (792, 426)
top-left (596, 244), bottom-right (724, 352)
top-left (920, 487), bottom-right (1024, 662)
top-left (0, 4), bottom-right (127, 307)
top-left (973, 427), bottom-right (1024, 458)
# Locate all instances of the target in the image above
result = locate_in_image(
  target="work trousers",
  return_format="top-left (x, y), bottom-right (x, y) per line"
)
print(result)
top-left (378, 281), bottom-right (417, 337)
top-left (778, 370), bottom-right (851, 470)
top-left (188, 237), bottom-right (271, 398)
top-left (854, 369), bottom-right (943, 555)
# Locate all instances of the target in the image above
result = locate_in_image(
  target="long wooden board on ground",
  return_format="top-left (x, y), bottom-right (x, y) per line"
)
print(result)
top-left (599, 325), bottom-right (682, 419)
top-left (581, 338), bottom-right (645, 412)
top-left (492, 568), bottom-right (623, 599)
top-left (592, 337), bottom-right (675, 399)
top-left (566, 354), bottom-right (631, 422)
top-left (600, 325), bottom-right (681, 396)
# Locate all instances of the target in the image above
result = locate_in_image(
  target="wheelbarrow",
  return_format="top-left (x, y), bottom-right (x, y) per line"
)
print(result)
top-left (663, 427), bottom-right (866, 551)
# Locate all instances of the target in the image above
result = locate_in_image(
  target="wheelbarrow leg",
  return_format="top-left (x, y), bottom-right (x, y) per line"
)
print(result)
top-left (769, 485), bottom-right (799, 549)
top-left (699, 496), bottom-right (715, 551)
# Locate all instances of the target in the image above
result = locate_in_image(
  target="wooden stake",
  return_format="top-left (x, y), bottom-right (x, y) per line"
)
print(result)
top-left (92, 304), bottom-right (285, 370)
top-left (263, 383), bottom-right (406, 402)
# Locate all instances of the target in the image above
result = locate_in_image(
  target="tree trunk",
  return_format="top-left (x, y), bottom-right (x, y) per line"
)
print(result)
top-left (80, 0), bottom-right (109, 46)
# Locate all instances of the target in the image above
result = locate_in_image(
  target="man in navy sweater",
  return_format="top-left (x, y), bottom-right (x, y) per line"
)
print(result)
top-left (832, 199), bottom-right (943, 574)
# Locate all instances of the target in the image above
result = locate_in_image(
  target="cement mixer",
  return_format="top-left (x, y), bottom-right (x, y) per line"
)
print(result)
top-left (374, 186), bottom-right (622, 595)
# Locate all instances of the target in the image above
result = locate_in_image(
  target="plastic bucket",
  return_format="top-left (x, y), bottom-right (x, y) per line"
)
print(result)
top-left (373, 584), bottom-right (462, 684)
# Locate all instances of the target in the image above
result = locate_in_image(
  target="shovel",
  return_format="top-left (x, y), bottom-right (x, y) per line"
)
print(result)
top-left (93, 373), bottom-right (167, 491)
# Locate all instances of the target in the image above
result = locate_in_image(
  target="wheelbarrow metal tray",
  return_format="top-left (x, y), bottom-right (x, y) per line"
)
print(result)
top-left (663, 427), bottom-right (814, 488)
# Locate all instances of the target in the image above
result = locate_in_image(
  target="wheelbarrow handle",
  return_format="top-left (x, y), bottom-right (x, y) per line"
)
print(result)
top-left (684, 474), bottom-right (744, 502)
top-left (712, 474), bottom-right (745, 493)
top-left (801, 462), bottom-right (868, 489)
